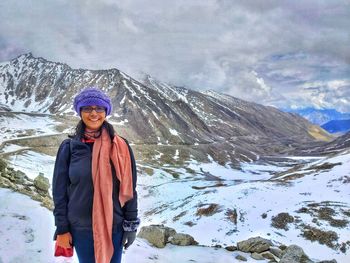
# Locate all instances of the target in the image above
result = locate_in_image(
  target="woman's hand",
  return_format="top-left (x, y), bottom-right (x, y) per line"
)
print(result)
top-left (56, 232), bottom-right (73, 248)
top-left (122, 231), bottom-right (136, 249)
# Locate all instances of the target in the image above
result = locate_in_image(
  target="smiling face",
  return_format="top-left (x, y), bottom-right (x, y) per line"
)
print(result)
top-left (81, 105), bottom-right (106, 130)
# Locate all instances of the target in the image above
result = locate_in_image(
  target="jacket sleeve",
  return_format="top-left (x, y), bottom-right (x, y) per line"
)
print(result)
top-left (122, 141), bottom-right (140, 231)
top-left (52, 139), bottom-right (71, 237)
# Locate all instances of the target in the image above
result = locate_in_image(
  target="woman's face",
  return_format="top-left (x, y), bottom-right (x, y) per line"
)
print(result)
top-left (81, 105), bottom-right (106, 130)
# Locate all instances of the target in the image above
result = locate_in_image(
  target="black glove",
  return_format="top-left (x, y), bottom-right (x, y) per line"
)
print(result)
top-left (122, 231), bottom-right (136, 249)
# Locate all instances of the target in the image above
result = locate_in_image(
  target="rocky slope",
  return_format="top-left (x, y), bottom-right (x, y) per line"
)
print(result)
top-left (0, 54), bottom-right (333, 165)
top-left (296, 131), bottom-right (350, 156)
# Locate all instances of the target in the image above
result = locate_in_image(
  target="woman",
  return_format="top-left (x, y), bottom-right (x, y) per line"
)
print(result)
top-left (52, 87), bottom-right (140, 263)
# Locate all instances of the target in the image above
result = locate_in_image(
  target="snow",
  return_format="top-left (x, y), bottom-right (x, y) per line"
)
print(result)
top-left (122, 80), bottom-right (137, 98)
top-left (0, 113), bottom-right (60, 144)
top-left (173, 149), bottom-right (179, 160)
top-left (0, 188), bottom-right (79, 263)
top-left (153, 151), bottom-right (164, 160)
top-left (7, 150), bottom-right (55, 181)
top-left (138, 152), bottom-right (350, 262)
top-left (110, 119), bottom-right (129, 126)
top-left (146, 76), bottom-right (189, 104)
top-left (169, 128), bottom-right (180, 136)
top-left (120, 71), bottom-right (131, 80)
top-left (1, 112), bottom-right (350, 262)
top-left (120, 95), bottom-right (126, 106)
top-left (132, 81), bottom-right (158, 107)
top-left (151, 111), bottom-right (159, 120)
top-left (0, 188), bottom-right (264, 263)
top-left (0, 143), bottom-right (28, 154)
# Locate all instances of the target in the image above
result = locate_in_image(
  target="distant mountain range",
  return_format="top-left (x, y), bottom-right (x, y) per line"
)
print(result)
top-left (285, 107), bottom-right (350, 126)
top-left (321, 119), bottom-right (350, 134)
top-left (284, 108), bottom-right (350, 134)
top-left (0, 53), bottom-right (335, 164)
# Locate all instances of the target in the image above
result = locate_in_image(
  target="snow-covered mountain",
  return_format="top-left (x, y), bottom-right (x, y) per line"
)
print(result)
top-left (285, 107), bottom-right (350, 126)
top-left (0, 54), bottom-right (333, 165)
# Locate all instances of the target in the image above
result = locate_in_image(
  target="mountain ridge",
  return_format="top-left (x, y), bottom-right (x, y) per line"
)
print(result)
top-left (0, 53), bottom-right (335, 165)
top-left (322, 119), bottom-right (350, 134)
top-left (285, 107), bottom-right (350, 126)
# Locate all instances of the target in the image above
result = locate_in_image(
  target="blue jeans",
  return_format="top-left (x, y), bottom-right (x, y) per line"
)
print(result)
top-left (71, 228), bottom-right (124, 263)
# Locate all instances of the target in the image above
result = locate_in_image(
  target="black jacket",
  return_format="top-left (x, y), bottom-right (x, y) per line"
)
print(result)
top-left (52, 136), bottom-right (138, 235)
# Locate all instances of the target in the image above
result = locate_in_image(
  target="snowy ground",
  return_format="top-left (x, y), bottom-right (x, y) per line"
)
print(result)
top-left (138, 152), bottom-right (350, 262)
top-left (0, 113), bottom-right (349, 262)
top-left (0, 112), bottom-right (60, 145)
top-left (2, 149), bottom-right (349, 262)
top-left (1, 188), bottom-right (259, 263)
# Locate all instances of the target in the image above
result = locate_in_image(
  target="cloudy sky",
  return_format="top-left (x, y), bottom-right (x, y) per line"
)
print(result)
top-left (1, 0), bottom-right (349, 112)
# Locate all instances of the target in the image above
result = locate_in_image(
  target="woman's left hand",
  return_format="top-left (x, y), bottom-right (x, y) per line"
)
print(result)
top-left (122, 231), bottom-right (136, 249)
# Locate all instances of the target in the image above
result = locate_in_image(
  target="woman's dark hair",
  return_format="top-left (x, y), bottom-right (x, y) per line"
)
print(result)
top-left (69, 120), bottom-right (115, 141)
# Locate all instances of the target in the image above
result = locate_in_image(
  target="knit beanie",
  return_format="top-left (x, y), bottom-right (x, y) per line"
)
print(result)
top-left (73, 87), bottom-right (112, 116)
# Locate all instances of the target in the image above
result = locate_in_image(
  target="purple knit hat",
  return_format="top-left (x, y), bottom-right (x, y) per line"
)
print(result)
top-left (73, 87), bottom-right (112, 116)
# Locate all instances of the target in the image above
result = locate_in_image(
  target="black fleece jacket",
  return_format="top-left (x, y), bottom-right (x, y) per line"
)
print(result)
top-left (52, 136), bottom-right (138, 235)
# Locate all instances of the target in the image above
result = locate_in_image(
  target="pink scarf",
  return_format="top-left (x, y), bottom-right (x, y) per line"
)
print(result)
top-left (91, 128), bottom-right (133, 263)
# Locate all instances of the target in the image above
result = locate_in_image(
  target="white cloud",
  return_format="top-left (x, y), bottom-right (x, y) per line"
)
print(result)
top-left (0, 0), bottom-right (349, 112)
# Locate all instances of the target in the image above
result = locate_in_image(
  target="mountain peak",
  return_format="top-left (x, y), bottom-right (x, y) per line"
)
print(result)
top-left (16, 52), bottom-right (33, 60)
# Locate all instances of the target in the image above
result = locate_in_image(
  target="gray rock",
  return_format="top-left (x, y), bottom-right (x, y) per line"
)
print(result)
top-left (0, 158), bottom-right (7, 172)
top-left (251, 252), bottom-right (265, 260)
top-left (261, 251), bottom-right (278, 261)
top-left (1, 178), bottom-right (16, 189)
top-left (279, 245), bottom-right (313, 263)
top-left (318, 260), bottom-right (337, 263)
top-left (13, 170), bottom-right (26, 184)
top-left (2, 170), bottom-right (14, 181)
top-left (269, 246), bottom-right (284, 258)
top-left (0, 176), bottom-right (9, 188)
top-left (279, 244), bottom-right (288, 250)
top-left (225, 245), bottom-right (237, 251)
top-left (235, 254), bottom-right (247, 261)
top-left (31, 194), bottom-right (43, 202)
top-left (237, 236), bottom-right (273, 253)
top-left (18, 187), bottom-right (33, 196)
top-left (137, 224), bottom-right (176, 248)
top-left (33, 173), bottom-right (50, 192)
top-left (169, 233), bottom-right (198, 246)
top-left (42, 197), bottom-right (54, 211)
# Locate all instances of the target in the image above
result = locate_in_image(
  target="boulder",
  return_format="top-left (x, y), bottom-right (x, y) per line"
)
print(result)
top-left (33, 173), bottom-right (50, 192)
top-left (137, 224), bottom-right (176, 248)
top-left (261, 251), bottom-right (278, 262)
top-left (2, 169), bottom-right (14, 181)
top-left (42, 197), bottom-right (54, 211)
top-left (237, 236), bottom-right (273, 253)
top-left (169, 233), bottom-right (198, 246)
top-left (0, 158), bottom-right (7, 172)
top-left (279, 245), bottom-right (313, 263)
top-left (225, 245), bottom-right (237, 251)
top-left (251, 252), bottom-right (265, 260)
top-left (269, 246), bottom-right (284, 258)
top-left (13, 170), bottom-right (26, 184)
top-left (235, 254), bottom-right (247, 261)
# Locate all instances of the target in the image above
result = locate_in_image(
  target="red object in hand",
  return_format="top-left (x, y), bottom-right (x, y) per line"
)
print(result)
top-left (54, 242), bottom-right (74, 257)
